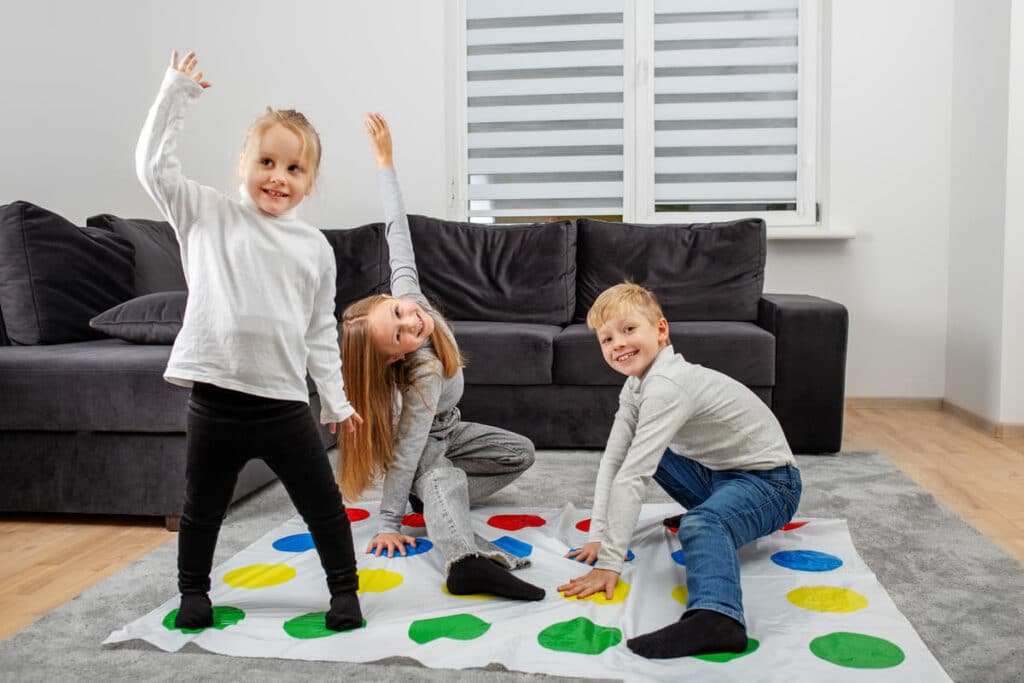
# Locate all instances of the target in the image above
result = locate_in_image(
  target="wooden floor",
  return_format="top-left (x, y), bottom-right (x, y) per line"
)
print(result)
top-left (1, 403), bottom-right (1022, 641)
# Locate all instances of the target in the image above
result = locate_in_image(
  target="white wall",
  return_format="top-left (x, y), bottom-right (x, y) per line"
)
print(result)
top-left (999, 0), bottom-right (1024, 423)
top-left (945, 0), bottom-right (1012, 419)
top-left (3, 0), bottom-right (1016, 406)
top-left (0, 0), bottom-right (449, 229)
top-left (765, 0), bottom-right (953, 398)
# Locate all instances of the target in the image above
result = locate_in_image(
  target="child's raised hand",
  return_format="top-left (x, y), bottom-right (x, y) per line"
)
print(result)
top-left (363, 112), bottom-right (394, 169)
top-left (366, 533), bottom-right (418, 558)
top-left (565, 541), bottom-right (601, 565)
top-left (557, 568), bottom-right (620, 601)
top-left (170, 50), bottom-right (212, 89)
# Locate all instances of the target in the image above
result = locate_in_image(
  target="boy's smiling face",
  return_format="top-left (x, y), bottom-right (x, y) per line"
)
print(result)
top-left (595, 313), bottom-right (670, 378)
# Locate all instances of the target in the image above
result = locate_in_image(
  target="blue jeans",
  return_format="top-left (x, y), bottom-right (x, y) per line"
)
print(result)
top-left (653, 450), bottom-right (802, 627)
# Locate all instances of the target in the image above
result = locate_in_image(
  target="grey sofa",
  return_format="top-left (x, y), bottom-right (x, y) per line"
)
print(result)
top-left (0, 202), bottom-right (847, 527)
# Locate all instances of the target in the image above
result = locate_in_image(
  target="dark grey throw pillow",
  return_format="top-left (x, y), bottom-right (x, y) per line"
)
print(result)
top-left (89, 291), bottom-right (187, 344)
top-left (574, 218), bottom-right (766, 323)
top-left (87, 214), bottom-right (187, 295)
top-left (0, 201), bottom-right (136, 344)
top-left (406, 215), bottom-right (577, 325)
top-left (321, 223), bottom-right (390, 318)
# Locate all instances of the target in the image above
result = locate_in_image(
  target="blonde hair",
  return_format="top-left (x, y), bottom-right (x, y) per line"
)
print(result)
top-left (586, 282), bottom-right (665, 330)
top-left (241, 108), bottom-right (322, 187)
top-left (336, 294), bottom-right (464, 501)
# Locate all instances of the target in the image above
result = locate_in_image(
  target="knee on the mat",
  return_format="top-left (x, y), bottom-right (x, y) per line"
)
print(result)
top-left (507, 436), bottom-right (535, 472)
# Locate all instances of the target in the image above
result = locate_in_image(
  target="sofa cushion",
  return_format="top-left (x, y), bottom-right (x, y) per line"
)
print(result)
top-left (322, 223), bottom-right (390, 317)
top-left (89, 291), bottom-right (187, 344)
top-left (553, 321), bottom-right (775, 387)
top-left (450, 321), bottom-right (561, 385)
top-left (407, 215), bottom-right (576, 325)
top-left (0, 201), bottom-right (135, 345)
top-left (86, 214), bottom-right (187, 295)
top-left (0, 340), bottom-right (188, 431)
top-left (574, 217), bottom-right (766, 323)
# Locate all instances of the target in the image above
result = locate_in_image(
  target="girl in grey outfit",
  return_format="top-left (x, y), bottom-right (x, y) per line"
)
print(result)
top-left (336, 114), bottom-right (544, 601)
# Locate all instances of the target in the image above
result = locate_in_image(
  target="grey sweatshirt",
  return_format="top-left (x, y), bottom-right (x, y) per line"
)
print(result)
top-left (590, 345), bottom-right (795, 572)
top-left (375, 169), bottom-right (464, 535)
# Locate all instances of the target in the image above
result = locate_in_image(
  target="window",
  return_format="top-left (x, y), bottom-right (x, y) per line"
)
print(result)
top-left (452, 0), bottom-right (820, 227)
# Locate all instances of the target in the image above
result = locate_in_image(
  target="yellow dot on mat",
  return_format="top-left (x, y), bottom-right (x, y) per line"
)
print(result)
top-left (787, 586), bottom-right (869, 613)
top-left (222, 563), bottom-right (296, 589)
top-left (357, 568), bottom-right (404, 593)
top-left (561, 579), bottom-right (631, 605)
top-left (672, 585), bottom-right (688, 605)
top-left (441, 584), bottom-right (496, 601)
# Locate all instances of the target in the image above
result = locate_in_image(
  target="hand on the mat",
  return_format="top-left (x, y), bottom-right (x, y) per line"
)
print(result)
top-left (557, 568), bottom-right (619, 600)
top-left (170, 50), bottom-right (211, 89)
top-left (363, 112), bottom-right (394, 169)
top-left (565, 541), bottom-right (601, 565)
top-left (367, 533), bottom-right (417, 557)
top-left (329, 411), bottom-right (364, 435)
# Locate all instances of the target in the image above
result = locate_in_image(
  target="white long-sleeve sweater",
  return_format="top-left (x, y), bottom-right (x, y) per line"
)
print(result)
top-left (135, 68), bottom-right (353, 423)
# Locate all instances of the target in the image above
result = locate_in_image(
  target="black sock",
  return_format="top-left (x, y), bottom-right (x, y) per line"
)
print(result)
top-left (325, 592), bottom-right (364, 631)
top-left (662, 514), bottom-right (683, 529)
top-left (446, 555), bottom-right (545, 601)
top-left (627, 609), bottom-right (747, 659)
top-left (409, 494), bottom-right (424, 515)
top-left (174, 593), bottom-right (213, 629)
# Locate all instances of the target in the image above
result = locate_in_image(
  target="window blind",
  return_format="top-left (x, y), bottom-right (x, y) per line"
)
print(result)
top-left (653, 0), bottom-right (800, 212)
top-left (466, 0), bottom-right (625, 220)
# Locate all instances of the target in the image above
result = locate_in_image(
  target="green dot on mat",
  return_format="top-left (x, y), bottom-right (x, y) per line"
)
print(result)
top-left (537, 617), bottom-right (622, 655)
top-left (282, 612), bottom-right (367, 639)
top-left (162, 605), bottom-right (245, 634)
top-left (809, 631), bottom-right (906, 669)
top-left (408, 613), bottom-right (491, 644)
top-left (694, 638), bottom-right (760, 662)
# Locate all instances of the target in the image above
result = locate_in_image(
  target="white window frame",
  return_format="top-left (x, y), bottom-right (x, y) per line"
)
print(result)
top-left (447, 0), bottom-right (826, 232)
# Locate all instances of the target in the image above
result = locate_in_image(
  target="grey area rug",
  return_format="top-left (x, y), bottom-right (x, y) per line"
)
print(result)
top-left (1, 451), bottom-right (1021, 683)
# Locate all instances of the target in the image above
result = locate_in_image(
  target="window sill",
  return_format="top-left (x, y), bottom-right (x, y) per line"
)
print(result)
top-left (767, 226), bottom-right (856, 241)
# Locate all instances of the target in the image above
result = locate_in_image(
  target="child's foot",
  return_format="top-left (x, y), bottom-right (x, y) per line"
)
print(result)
top-left (447, 555), bottom-right (545, 601)
top-left (662, 514), bottom-right (683, 529)
top-left (174, 593), bottom-right (213, 629)
top-left (626, 609), bottom-right (747, 659)
top-left (325, 592), bottom-right (363, 631)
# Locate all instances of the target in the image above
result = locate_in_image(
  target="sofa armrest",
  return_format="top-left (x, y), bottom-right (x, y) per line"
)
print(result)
top-left (757, 294), bottom-right (848, 453)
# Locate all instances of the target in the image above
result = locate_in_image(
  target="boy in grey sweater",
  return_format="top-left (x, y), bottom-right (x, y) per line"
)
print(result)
top-left (557, 283), bottom-right (802, 659)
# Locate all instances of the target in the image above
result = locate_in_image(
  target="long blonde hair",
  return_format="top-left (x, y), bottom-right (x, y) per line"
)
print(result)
top-left (336, 294), bottom-right (464, 501)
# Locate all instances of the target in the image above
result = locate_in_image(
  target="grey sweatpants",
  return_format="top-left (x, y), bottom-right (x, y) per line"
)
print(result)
top-left (410, 408), bottom-right (535, 571)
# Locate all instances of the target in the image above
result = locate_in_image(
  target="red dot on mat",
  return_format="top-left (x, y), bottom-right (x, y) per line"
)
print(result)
top-left (487, 514), bottom-right (546, 531)
top-left (666, 526), bottom-right (678, 533)
top-left (346, 508), bottom-right (370, 522)
top-left (575, 519), bottom-right (591, 532)
top-left (781, 521), bottom-right (808, 531)
top-left (402, 513), bottom-right (426, 527)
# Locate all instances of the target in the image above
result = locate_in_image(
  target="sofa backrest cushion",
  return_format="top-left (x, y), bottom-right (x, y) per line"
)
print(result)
top-left (0, 201), bottom-right (135, 345)
top-left (86, 214), bottom-right (187, 295)
top-left (322, 223), bottom-right (391, 319)
top-left (406, 215), bottom-right (577, 325)
top-left (574, 217), bottom-right (766, 322)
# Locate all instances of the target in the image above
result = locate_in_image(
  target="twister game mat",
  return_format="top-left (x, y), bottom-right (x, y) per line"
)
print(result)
top-left (105, 503), bottom-right (950, 682)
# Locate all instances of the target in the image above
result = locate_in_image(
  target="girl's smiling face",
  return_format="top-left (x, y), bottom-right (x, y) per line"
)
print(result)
top-left (368, 296), bottom-right (436, 364)
top-left (241, 123), bottom-right (312, 216)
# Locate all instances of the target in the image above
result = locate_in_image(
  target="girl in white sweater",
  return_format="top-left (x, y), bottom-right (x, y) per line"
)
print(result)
top-left (137, 51), bottom-right (363, 631)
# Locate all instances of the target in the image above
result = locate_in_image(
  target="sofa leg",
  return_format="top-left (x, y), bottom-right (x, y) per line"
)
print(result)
top-left (165, 515), bottom-right (181, 532)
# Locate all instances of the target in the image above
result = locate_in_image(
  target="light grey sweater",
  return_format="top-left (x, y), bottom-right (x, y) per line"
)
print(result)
top-left (375, 169), bottom-right (464, 535)
top-left (590, 345), bottom-right (795, 572)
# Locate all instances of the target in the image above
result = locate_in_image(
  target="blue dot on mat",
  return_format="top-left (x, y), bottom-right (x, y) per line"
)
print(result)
top-left (568, 548), bottom-right (634, 562)
top-left (273, 533), bottom-right (315, 552)
top-left (671, 549), bottom-right (686, 566)
top-left (398, 537), bottom-right (433, 557)
top-left (771, 549), bottom-right (843, 572)
top-left (492, 536), bottom-right (533, 557)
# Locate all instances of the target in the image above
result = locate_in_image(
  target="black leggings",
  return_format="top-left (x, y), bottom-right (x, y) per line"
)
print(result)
top-left (178, 382), bottom-right (357, 598)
